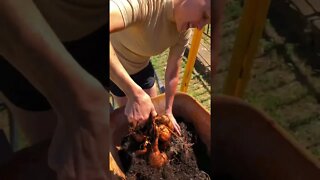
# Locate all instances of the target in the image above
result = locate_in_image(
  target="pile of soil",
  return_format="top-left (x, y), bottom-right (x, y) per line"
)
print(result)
top-left (118, 117), bottom-right (211, 180)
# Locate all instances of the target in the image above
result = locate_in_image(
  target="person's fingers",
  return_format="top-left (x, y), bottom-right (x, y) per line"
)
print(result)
top-left (127, 114), bottom-right (134, 124)
top-left (151, 107), bottom-right (157, 117)
top-left (174, 122), bottom-right (181, 136)
top-left (175, 127), bottom-right (181, 136)
top-left (124, 108), bottom-right (132, 122)
top-left (131, 121), bottom-right (138, 128)
top-left (137, 117), bottom-right (147, 127)
top-left (142, 113), bottom-right (150, 122)
top-left (136, 121), bottom-right (141, 128)
top-left (166, 113), bottom-right (181, 136)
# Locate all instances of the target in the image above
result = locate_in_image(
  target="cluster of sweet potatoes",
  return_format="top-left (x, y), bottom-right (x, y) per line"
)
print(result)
top-left (128, 115), bottom-right (175, 168)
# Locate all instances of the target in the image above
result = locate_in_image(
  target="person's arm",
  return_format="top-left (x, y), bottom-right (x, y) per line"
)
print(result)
top-left (165, 30), bottom-right (191, 135)
top-left (109, 41), bottom-right (157, 123)
top-left (0, 1), bottom-right (108, 179)
top-left (110, 1), bottom-right (157, 124)
top-left (164, 51), bottom-right (183, 135)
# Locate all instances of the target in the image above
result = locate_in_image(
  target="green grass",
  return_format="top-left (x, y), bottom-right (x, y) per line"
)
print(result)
top-left (217, 0), bottom-right (320, 159)
top-left (202, 25), bottom-right (211, 46)
top-left (225, 0), bottom-right (243, 22)
top-left (151, 49), bottom-right (211, 112)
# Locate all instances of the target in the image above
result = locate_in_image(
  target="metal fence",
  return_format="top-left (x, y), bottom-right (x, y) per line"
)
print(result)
top-left (203, 24), bottom-right (211, 38)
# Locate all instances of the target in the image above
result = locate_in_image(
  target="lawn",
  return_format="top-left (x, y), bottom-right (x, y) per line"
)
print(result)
top-left (151, 48), bottom-right (211, 112)
top-left (216, 0), bottom-right (320, 159)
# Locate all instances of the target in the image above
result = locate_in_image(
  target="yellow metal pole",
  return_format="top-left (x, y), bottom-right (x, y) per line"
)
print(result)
top-left (222, 0), bottom-right (271, 97)
top-left (180, 28), bottom-right (204, 92)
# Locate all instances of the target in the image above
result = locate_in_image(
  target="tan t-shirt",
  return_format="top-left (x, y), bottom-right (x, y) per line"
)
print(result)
top-left (33, 0), bottom-right (108, 42)
top-left (110, 0), bottom-right (191, 74)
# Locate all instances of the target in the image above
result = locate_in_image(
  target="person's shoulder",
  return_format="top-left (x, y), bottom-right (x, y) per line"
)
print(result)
top-left (110, 0), bottom-right (145, 26)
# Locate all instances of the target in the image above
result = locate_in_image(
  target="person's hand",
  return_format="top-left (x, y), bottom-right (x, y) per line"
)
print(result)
top-left (48, 84), bottom-right (109, 179)
top-left (0, 0), bottom-right (110, 177)
top-left (165, 112), bottom-right (181, 136)
top-left (125, 89), bottom-right (157, 126)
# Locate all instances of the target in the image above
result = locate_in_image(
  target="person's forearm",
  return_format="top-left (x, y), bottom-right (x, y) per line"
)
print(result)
top-left (0, 1), bottom-right (108, 178)
top-left (109, 3), bottom-right (157, 123)
top-left (0, 0), bottom-right (104, 108)
top-left (165, 74), bottom-right (179, 114)
top-left (165, 58), bottom-right (181, 113)
top-left (109, 42), bottom-right (144, 98)
top-left (109, 1), bottom-right (142, 99)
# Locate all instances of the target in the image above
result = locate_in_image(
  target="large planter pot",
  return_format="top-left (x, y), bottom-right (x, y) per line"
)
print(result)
top-left (213, 95), bottom-right (320, 180)
top-left (109, 92), bottom-right (211, 178)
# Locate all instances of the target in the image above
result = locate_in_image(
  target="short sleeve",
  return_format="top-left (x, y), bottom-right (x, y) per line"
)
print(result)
top-left (110, 0), bottom-right (145, 27)
top-left (169, 29), bottom-right (192, 58)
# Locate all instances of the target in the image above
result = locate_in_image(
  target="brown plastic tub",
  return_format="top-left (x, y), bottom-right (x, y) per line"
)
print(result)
top-left (213, 95), bottom-right (320, 180)
top-left (109, 92), bottom-right (211, 178)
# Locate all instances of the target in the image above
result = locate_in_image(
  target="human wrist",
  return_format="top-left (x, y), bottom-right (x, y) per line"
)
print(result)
top-left (126, 84), bottom-right (145, 100)
top-left (47, 74), bottom-right (107, 119)
top-left (165, 91), bottom-right (175, 116)
top-left (165, 107), bottom-right (173, 115)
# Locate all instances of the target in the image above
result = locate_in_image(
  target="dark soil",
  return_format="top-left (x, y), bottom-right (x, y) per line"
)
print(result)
top-left (118, 117), bottom-right (211, 180)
